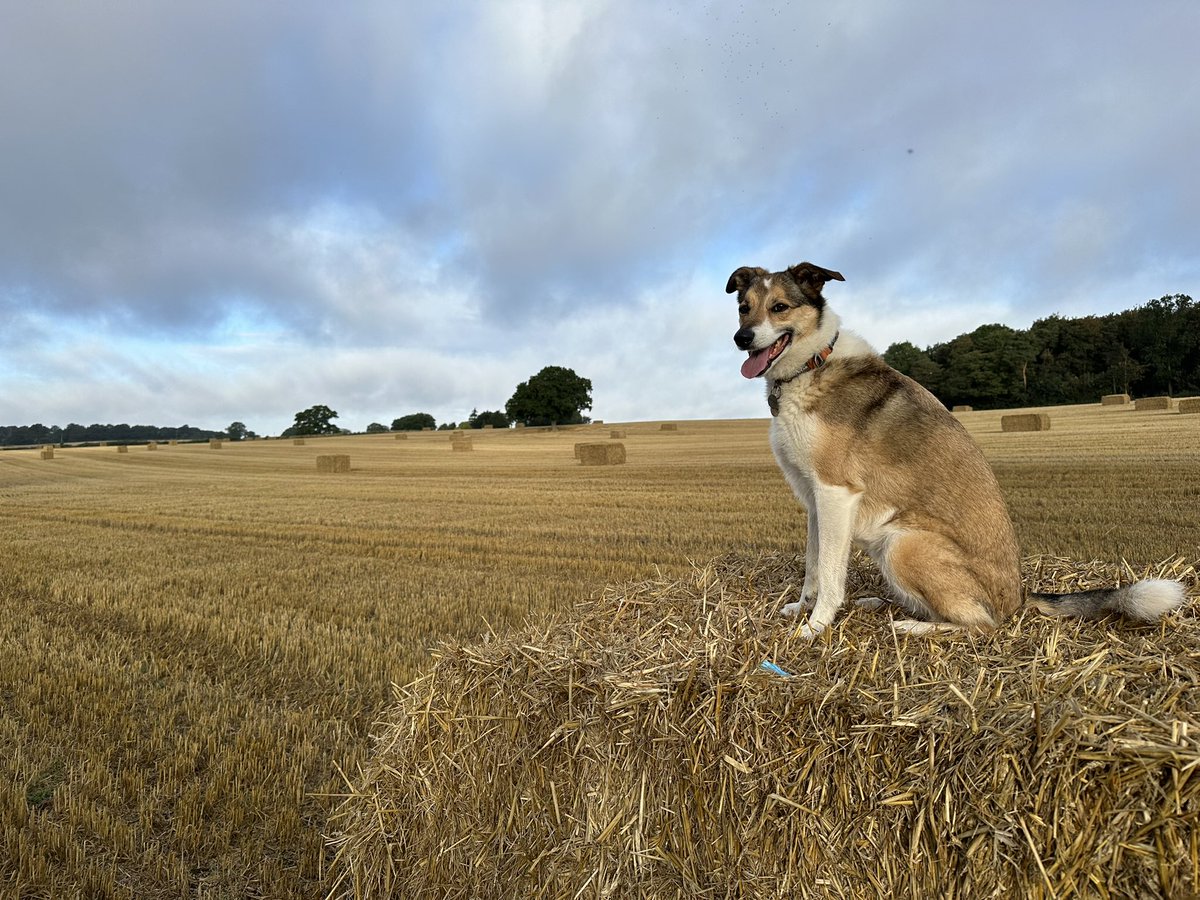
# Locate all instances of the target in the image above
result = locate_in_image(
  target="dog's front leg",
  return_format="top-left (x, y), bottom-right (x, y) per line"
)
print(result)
top-left (789, 484), bottom-right (858, 640)
top-left (782, 505), bottom-right (820, 616)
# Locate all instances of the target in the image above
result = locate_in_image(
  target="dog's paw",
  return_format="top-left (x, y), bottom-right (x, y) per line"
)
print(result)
top-left (795, 619), bottom-right (827, 641)
top-left (854, 596), bottom-right (888, 611)
top-left (781, 600), bottom-right (809, 618)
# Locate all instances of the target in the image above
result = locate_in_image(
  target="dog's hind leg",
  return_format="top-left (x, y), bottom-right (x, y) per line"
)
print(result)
top-left (789, 483), bottom-right (860, 639)
top-left (878, 531), bottom-right (999, 631)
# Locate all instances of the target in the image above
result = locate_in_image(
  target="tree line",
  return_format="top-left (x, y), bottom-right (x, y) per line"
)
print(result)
top-left (883, 294), bottom-right (1199, 409)
top-left (0, 422), bottom-right (225, 448)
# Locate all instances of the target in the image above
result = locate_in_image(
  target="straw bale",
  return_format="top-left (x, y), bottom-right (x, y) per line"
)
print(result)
top-left (450, 431), bottom-right (469, 441)
top-left (577, 442), bottom-right (626, 466)
top-left (660, 423), bottom-right (678, 431)
top-left (117, 445), bottom-right (128, 454)
top-left (394, 433), bottom-right (408, 440)
top-left (293, 438), bottom-right (306, 446)
top-left (452, 440), bottom-right (473, 452)
top-left (316, 454), bottom-right (350, 473)
top-left (1179, 398), bottom-right (1200, 414)
top-left (951, 405), bottom-right (972, 412)
top-left (1001, 413), bottom-right (1050, 432)
top-left (1101, 393), bottom-right (1130, 406)
top-left (209, 439), bottom-right (223, 449)
top-left (146, 442), bottom-right (157, 450)
top-left (39, 448), bottom-right (54, 460)
top-left (329, 552), bottom-right (1199, 899)
top-left (610, 430), bottom-right (627, 439)
top-left (1135, 396), bottom-right (1173, 411)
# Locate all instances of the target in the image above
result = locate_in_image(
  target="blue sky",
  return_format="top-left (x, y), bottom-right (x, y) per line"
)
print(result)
top-left (2, 1), bottom-right (1197, 434)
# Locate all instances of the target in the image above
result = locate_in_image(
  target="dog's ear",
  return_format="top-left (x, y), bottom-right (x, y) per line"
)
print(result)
top-left (787, 262), bottom-right (845, 290)
top-left (725, 266), bottom-right (769, 294)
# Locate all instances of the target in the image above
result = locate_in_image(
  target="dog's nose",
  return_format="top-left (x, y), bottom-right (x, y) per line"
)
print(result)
top-left (734, 327), bottom-right (755, 350)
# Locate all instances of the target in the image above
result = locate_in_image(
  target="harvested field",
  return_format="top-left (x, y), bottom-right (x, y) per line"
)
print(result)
top-left (1, 405), bottom-right (1198, 897)
top-left (331, 553), bottom-right (1199, 899)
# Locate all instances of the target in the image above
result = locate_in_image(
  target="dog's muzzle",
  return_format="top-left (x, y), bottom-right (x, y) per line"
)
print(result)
top-left (733, 327), bottom-right (756, 350)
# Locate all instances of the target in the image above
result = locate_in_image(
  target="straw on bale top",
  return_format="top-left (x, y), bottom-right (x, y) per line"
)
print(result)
top-left (329, 552), bottom-right (1198, 899)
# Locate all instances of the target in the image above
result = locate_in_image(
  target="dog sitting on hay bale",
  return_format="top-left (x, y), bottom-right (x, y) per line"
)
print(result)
top-left (329, 552), bottom-right (1198, 899)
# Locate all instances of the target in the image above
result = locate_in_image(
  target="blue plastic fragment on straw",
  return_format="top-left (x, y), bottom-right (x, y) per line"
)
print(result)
top-left (760, 660), bottom-right (794, 678)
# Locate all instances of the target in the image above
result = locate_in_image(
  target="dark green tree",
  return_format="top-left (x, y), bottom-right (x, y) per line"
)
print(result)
top-left (287, 405), bottom-right (340, 436)
top-left (392, 413), bottom-right (436, 431)
top-left (365, 422), bottom-right (389, 433)
top-left (505, 366), bottom-right (592, 427)
top-left (227, 421), bottom-right (248, 441)
top-left (468, 409), bottom-right (511, 429)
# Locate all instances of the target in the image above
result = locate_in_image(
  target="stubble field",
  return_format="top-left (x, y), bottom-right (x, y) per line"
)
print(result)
top-left (1, 404), bottom-right (1198, 898)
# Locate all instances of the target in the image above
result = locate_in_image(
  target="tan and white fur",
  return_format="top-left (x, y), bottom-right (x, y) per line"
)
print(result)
top-left (728, 262), bottom-right (1186, 638)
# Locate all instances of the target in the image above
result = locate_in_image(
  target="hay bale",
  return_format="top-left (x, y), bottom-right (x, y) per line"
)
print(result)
top-left (609, 430), bottom-right (627, 439)
top-left (146, 442), bottom-right (157, 451)
top-left (1179, 398), bottom-right (1200, 414)
top-left (329, 552), bottom-right (1200, 899)
top-left (316, 454), bottom-right (350, 473)
top-left (39, 448), bottom-right (54, 460)
top-left (293, 438), bottom-right (306, 446)
top-left (209, 439), bottom-right (223, 449)
top-left (577, 442), bottom-right (626, 466)
top-left (1000, 413), bottom-right (1050, 432)
top-left (452, 440), bottom-right (473, 452)
top-left (117, 445), bottom-right (128, 454)
top-left (1101, 393), bottom-right (1130, 406)
top-left (394, 433), bottom-right (408, 440)
top-left (449, 431), bottom-right (469, 442)
top-left (1135, 396), bottom-right (1173, 411)
top-left (660, 423), bottom-right (678, 431)
top-left (951, 405), bottom-right (973, 412)
top-left (515, 423), bottom-right (526, 429)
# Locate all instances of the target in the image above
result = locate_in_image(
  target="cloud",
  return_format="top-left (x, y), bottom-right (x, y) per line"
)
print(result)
top-left (1, 1), bottom-right (1197, 430)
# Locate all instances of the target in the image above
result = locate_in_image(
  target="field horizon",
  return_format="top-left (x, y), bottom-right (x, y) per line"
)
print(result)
top-left (2, 400), bottom-right (1198, 896)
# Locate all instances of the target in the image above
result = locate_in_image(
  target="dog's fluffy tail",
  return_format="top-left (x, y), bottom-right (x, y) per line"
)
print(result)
top-left (1030, 579), bottom-right (1186, 623)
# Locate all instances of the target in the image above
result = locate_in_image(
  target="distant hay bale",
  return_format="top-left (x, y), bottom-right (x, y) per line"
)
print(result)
top-left (394, 433), bottom-right (408, 440)
top-left (293, 438), bottom-right (306, 446)
top-left (1001, 413), bottom-right (1050, 432)
top-left (592, 419), bottom-right (604, 425)
top-left (452, 440), bottom-right (473, 452)
top-left (99, 441), bottom-right (108, 447)
top-left (328, 552), bottom-right (1200, 900)
top-left (316, 454), bottom-right (350, 473)
top-left (609, 429), bottom-right (626, 439)
top-left (117, 445), bottom-right (128, 454)
top-left (1136, 396), bottom-right (1173, 411)
top-left (146, 442), bottom-right (157, 451)
top-left (1101, 393), bottom-right (1130, 406)
top-left (483, 424), bottom-right (494, 430)
top-left (1179, 398), bottom-right (1200, 414)
top-left (515, 423), bottom-right (526, 429)
top-left (660, 423), bottom-right (678, 431)
top-left (39, 448), bottom-right (54, 460)
top-left (209, 439), bottom-right (223, 449)
top-left (952, 405), bottom-right (973, 412)
top-left (577, 442), bottom-right (626, 466)
top-left (449, 431), bottom-right (468, 442)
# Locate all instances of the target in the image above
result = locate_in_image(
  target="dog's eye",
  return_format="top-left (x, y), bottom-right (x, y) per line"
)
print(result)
top-left (771, 303), bottom-right (789, 313)
top-left (738, 304), bottom-right (749, 315)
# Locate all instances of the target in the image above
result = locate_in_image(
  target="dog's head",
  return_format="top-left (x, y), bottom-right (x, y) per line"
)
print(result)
top-left (726, 262), bottom-right (845, 379)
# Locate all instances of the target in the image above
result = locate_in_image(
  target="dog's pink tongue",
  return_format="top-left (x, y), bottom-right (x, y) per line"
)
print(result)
top-left (741, 347), bottom-right (772, 379)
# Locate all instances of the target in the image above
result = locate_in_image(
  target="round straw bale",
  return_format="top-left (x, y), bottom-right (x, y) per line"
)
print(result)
top-left (577, 442), bottom-right (626, 465)
top-left (1101, 393), bottom-right (1130, 406)
top-left (1135, 396), bottom-right (1173, 411)
top-left (1179, 398), bottom-right (1200, 414)
top-left (1000, 413), bottom-right (1050, 432)
top-left (329, 552), bottom-right (1200, 899)
top-left (316, 454), bottom-right (350, 473)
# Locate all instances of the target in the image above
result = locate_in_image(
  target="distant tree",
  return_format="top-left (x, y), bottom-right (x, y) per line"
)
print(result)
top-left (365, 422), bottom-right (389, 434)
top-left (287, 405), bottom-right (340, 436)
top-left (437, 422), bottom-right (458, 431)
top-left (392, 413), bottom-right (436, 431)
top-left (505, 366), bottom-right (592, 427)
top-left (227, 421), bottom-right (248, 441)
top-left (469, 409), bottom-right (511, 429)
top-left (883, 341), bottom-right (943, 394)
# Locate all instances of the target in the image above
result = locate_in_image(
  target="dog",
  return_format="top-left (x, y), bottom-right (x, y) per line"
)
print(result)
top-left (728, 261), bottom-right (1186, 637)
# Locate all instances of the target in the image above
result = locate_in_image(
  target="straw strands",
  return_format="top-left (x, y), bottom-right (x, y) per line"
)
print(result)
top-left (329, 552), bottom-right (1199, 899)
top-left (1001, 413), bottom-right (1051, 432)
